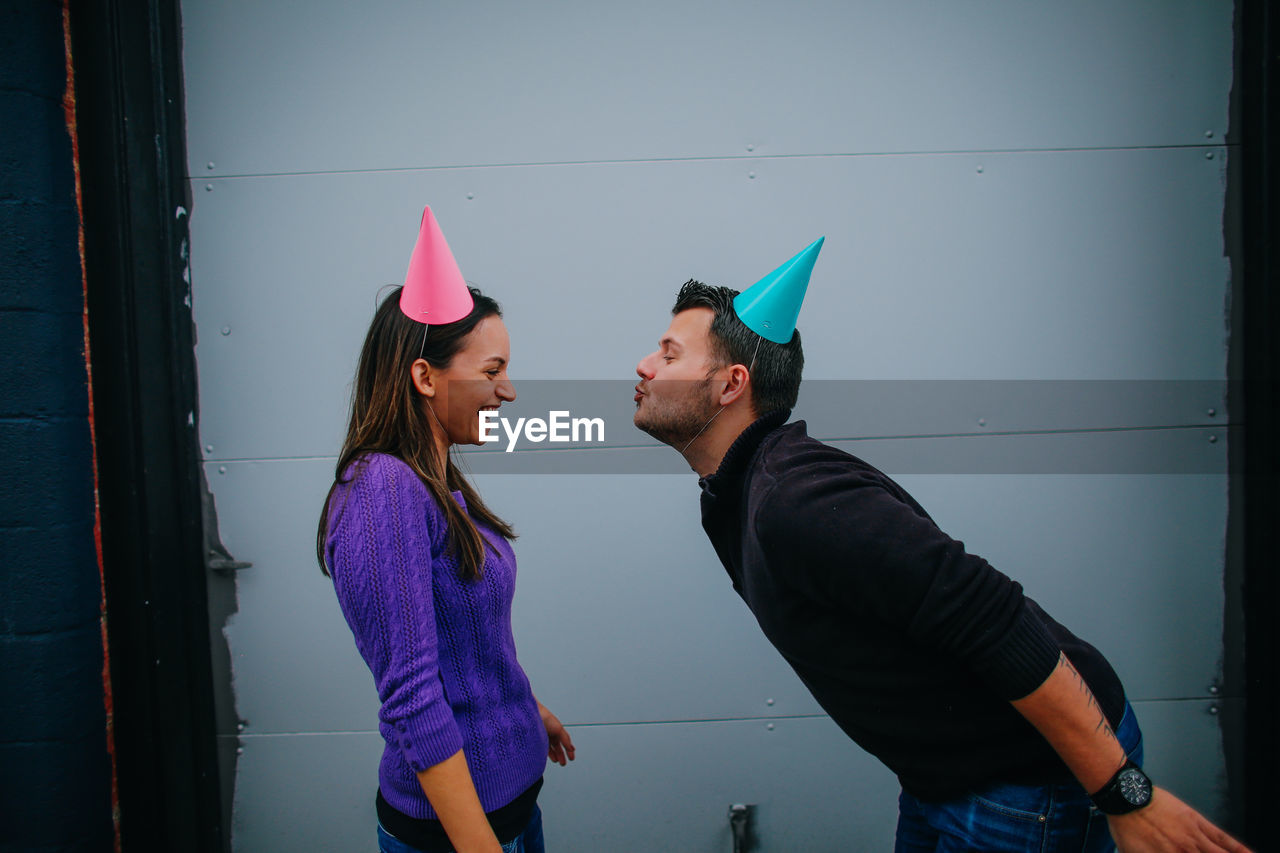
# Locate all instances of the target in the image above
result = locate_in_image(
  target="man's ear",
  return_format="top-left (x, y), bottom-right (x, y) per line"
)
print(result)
top-left (717, 363), bottom-right (751, 407)
top-left (411, 358), bottom-right (436, 398)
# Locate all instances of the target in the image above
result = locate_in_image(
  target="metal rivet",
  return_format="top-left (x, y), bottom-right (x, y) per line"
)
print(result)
top-left (978, 418), bottom-right (987, 427)
top-left (976, 165), bottom-right (984, 174)
top-left (237, 722), bottom-right (246, 732)
top-left (221, 326), bottom-right (231, 336)
top-left (219, 466), bottom-right (227, 474)
top-left (1205, 130), bottom-right (1214, 139)
top-left (766, 698), bottom-right (775, 706)
top-left (746, 144), bottom-right (755, 152)
top-left (466, 192), bottom-right (474, 200)
top-left (1206, 151), bottom-right (1215, 160)
top-left (207, 161), bottom-right (216, 169)
top-left (236, 747), bottom-right (244, 755)
top-left (766, 723), bottom-right (775, 731)
top-left (1208, 685), bottom-right (1220, 695)
top-left (206, 444), bottom-right (214, 453)
top-left (1038, 815), bottom-right (1047, 823)
top-left (205, 183), bottom-right (214, 191)
top-left (1208, 705), bottom-right (1220, 715)
top-left (1206, 408), bottom-right (1216, 417)
top-left (748, 171), bottom-right (756, 179)
top-left (1208, 435), bottom-right (1218, 444)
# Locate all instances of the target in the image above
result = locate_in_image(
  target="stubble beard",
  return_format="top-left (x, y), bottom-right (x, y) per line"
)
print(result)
top-left (633, 379), bottom-right (721, 449)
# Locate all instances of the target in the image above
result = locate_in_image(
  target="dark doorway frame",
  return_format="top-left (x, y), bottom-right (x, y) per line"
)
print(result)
top-left (1239, 0), bottom-right (1279, 844)
top-left (69, 0), bottom-right (224, 850)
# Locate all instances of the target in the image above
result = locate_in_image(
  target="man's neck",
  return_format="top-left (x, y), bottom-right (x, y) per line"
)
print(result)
top-left (680, 404), bottom-right (760, 478)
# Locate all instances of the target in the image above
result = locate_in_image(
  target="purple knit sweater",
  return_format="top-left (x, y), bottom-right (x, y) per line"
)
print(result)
top-left (325, 453), bottom-right (548, 819)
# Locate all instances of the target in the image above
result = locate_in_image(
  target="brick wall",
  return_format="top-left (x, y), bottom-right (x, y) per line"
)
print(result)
top-left (0, 2), bottom-right (114, 849)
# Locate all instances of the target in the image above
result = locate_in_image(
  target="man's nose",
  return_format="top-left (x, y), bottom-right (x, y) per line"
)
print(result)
top-left (636, 351), bottom-right (658, 380)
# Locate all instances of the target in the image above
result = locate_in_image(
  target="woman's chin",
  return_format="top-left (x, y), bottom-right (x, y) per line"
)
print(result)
top-left (454, 429), bottom-right (485, 448)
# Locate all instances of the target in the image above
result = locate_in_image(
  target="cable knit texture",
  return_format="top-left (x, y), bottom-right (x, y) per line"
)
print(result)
top-left (325, 453), bottom-right (547, 818)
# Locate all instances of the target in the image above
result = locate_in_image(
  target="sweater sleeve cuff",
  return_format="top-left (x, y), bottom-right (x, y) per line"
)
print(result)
top-left (390, 703), bottom-right (465, 774)
top-left (969, 606), bottom-right (1062, 700)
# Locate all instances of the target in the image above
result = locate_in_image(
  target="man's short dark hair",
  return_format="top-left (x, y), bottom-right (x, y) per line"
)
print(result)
top-left (672, 279), bottom-right (804, 416)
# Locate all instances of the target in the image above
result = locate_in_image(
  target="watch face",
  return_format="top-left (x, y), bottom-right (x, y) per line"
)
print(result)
top-left (1118, 768), bottom-right (1153, 806)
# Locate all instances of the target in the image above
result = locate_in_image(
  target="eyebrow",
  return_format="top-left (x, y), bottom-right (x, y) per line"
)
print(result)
top-left (659, 337), bottom-right (683, 352)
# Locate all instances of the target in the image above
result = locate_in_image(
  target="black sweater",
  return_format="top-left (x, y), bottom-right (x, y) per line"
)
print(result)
top-left (699, 411), bottom-right (1126, 800)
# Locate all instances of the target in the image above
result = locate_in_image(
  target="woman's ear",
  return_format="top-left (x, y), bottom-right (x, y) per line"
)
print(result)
top-left (411, 358), bottom-right (436, 397)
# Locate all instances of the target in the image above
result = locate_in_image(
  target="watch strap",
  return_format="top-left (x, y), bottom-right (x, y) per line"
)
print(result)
top-left (1089, 758), bottom-right (1153, 815)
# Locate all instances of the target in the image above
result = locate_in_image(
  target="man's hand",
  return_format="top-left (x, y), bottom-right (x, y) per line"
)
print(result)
top-left (537, 702), bottom-right (576, 767)
top-left (1107, 787), bottom-right (1251, 852)
top-left (1011, 654), bottom-right (1251, 851)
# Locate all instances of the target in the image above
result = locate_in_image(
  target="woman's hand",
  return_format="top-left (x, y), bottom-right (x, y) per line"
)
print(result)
top-left (537, 701), bottom-right (576, 767)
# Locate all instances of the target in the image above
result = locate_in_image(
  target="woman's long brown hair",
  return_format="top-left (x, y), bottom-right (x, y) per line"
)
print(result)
top-left (316, 286), bottom-right (516, 580)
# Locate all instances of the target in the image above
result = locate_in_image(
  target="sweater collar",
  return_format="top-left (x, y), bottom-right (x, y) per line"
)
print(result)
top-left (698, 409), bottom-right (791, 498)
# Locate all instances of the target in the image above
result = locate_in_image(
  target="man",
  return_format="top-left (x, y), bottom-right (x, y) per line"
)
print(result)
top-left (632, 240), bottom-right (1248, 852)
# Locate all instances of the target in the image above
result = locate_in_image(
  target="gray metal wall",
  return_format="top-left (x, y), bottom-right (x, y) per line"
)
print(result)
top-left (181, 1), bottom-right (1237, 850)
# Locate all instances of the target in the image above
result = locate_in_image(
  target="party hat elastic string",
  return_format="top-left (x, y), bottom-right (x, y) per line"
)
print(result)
top-left (680, 334), bottom-right (764, 455)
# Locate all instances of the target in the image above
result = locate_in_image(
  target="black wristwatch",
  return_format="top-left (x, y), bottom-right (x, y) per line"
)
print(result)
top-left (1090, 759), bottom-right (1153, 815)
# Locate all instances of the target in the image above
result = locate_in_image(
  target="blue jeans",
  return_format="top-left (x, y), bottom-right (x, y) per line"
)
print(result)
top-left (895, 703), bottom-right (1143, 852)
top-left (377, 804), bottom-right (545, 853)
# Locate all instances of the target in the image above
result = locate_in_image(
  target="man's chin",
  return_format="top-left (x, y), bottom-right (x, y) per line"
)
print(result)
top-left (632, 413), bottom-right (655, 439)
top-left (633, 414), bottom-right (670, 447)
top-left (635, 420), bottom-right (692, 450)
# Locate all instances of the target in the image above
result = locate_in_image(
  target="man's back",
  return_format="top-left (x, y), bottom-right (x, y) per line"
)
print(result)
top-left (698, 411), bottom-right (1126, 800)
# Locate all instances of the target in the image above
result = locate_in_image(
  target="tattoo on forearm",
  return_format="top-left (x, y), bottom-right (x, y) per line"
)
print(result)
top-left (1061, 653), bottom-right (1120, 746)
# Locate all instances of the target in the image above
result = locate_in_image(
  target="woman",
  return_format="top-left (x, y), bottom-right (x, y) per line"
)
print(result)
top-left (317, 208), bottom-right (573, 853)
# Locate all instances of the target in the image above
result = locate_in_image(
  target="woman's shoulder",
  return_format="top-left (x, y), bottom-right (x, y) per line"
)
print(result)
top-left (328, 452), bottom-right (451, 546)
top-left (343, 451), bottom-right (407, 480)
top-left (337, 453), bottom-right (439, 516)
top-left (340, 451), bottom-right (422, 488)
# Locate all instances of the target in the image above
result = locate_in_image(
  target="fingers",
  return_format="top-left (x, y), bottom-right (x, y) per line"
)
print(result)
top-left (1182, 805), bottom-right (1250, 853)
top-left (561, 729), bottom-right (576, 761)
top-left (537, 706), bottom-right (577, 766)
top-left (545, 729), bottom-right (575, 766)
top-left (546, 738), bottom-right (565, 766)
top-left (1202, 817), bottom-right (1252, 853)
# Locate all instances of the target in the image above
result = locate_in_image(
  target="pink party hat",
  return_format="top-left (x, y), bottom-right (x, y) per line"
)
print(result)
top-left (399, 206), bottom-right (475, 325)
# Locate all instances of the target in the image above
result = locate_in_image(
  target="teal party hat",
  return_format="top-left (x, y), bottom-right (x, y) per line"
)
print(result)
top-left (732, 237), bottom-right (824, 344)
